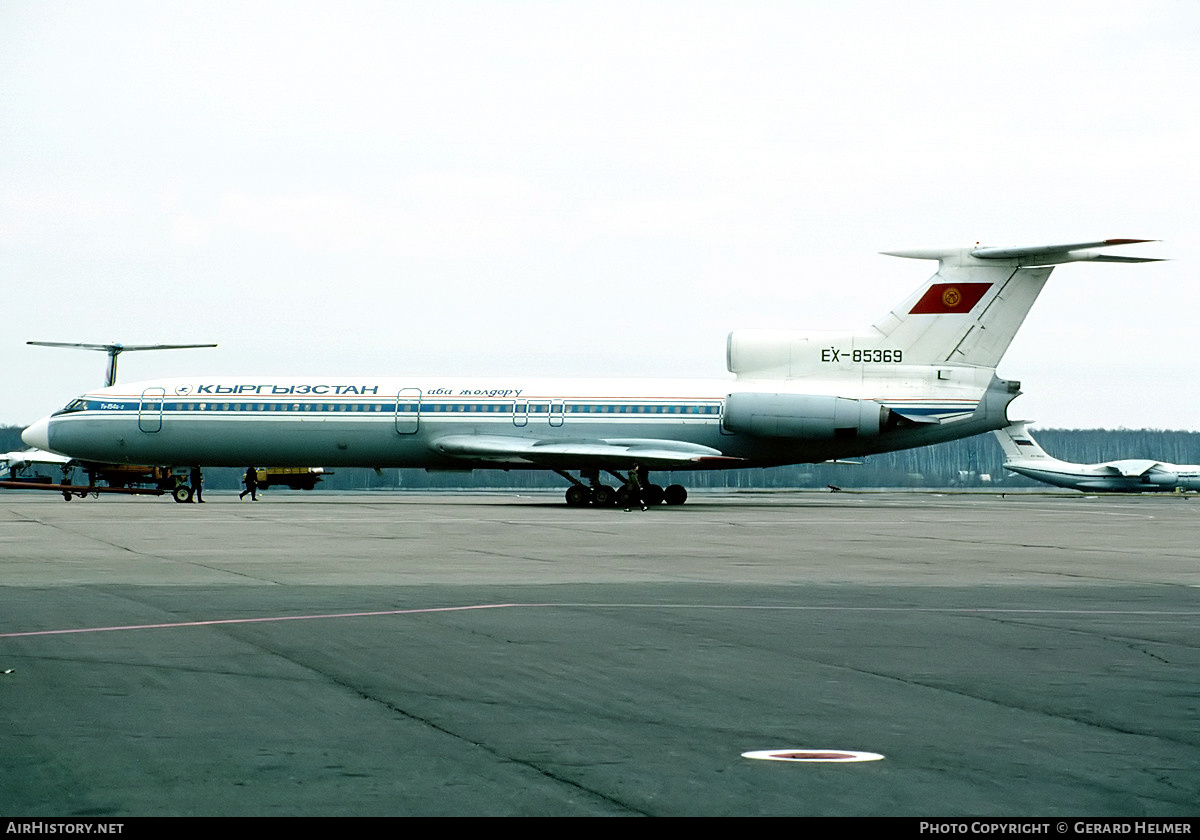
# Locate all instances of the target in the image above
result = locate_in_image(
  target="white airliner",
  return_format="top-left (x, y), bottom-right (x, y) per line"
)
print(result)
top-left (994, 421), bottom-right (1200, 493)
top-left (23, 239), bottom-right (1160, 506)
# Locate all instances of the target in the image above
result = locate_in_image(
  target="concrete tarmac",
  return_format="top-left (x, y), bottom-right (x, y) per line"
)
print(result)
top-left (1, 490), bottom-right (1197, 816)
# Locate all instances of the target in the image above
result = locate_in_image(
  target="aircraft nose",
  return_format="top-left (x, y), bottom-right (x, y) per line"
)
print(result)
top-left (22, 416), bottom-right (52, 450)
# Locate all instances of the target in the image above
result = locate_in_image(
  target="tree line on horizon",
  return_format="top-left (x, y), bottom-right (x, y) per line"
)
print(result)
top-left (3, 425), bottom-right (1199, 492)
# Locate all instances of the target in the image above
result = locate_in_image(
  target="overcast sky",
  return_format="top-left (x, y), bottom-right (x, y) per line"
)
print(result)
top-left (2, 1), bottom-right (1197, 430)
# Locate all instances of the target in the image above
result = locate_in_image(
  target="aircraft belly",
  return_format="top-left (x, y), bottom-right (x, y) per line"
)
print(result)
top-left (1072, 479), bottom-right (1147, 491)
top-left (48, 412), bottom-right (734, 470)
top-left (49, 414), bottom-right (424, 468)
top-left (162, 417), bottom-right (437, 468)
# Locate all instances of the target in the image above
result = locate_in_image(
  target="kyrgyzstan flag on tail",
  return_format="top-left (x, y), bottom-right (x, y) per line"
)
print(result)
top-left (909, 283), bottom-right (992, 314)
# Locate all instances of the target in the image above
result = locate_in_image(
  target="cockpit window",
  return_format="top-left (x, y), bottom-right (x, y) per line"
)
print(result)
top-left (59, 398), bottom-right (89, 413)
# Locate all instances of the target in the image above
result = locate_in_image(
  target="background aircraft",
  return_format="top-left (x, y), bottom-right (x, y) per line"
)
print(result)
top-left (0, 447), bottom-right (72, 482)
top-left (2, 341), bottom-right (219, 500)
top-left (994, 421), bottom-right (1200, 492)
top-left (27, 342), bottom-right (218, 387)
top-left (23, 239), bottom-right (1161, 506)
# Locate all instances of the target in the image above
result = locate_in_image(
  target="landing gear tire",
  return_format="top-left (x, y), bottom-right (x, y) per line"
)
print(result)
top-left (664, 484), bottom-right (688, 505)
top-left (592, 485), bottom-right (617, 506)
top-left (565, 485), bottom-right (591, 507)
top-left (643, 484), bottom-right (665, 506)
top-left (172, 485), bottom-right (194, 504)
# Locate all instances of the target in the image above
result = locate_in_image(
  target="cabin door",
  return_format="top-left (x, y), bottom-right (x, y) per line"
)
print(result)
top-left (138, 387), bottom-right (165, 433)
top-left (395, 388), bottom-right (421, 434)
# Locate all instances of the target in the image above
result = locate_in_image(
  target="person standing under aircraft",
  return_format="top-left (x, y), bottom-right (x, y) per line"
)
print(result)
top-left (239, 467), bottom-right (258, 501)
top-left (191, 465), bottom-right (205, 503)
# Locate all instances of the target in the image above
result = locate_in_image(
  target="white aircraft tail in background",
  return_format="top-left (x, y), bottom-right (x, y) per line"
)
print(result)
top-left (993, 421), bottom-right (1057, 463)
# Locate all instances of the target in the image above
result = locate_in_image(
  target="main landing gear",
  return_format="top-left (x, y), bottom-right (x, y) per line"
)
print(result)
top-left (557, 469), bottom-right (688, 508)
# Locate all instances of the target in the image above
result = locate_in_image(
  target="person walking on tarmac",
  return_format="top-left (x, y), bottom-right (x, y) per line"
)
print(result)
top-left (624, 463), bottom-right (648, 512)
top-left (190, 466), bottom-right (205, 503)
top-left (239, 467), bottom-right (259, 501)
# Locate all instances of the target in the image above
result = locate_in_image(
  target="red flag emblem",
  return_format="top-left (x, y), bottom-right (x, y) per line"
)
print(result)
top-left (909, 282), bottom-right (992, 314)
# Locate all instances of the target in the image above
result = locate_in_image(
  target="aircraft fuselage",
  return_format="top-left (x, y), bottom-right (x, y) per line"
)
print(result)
top-left (26, 373), bottom-right (1016, 471)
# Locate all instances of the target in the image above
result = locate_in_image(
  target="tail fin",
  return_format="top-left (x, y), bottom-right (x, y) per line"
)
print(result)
top-left (873, 239), bottom-right (1162, 367)
top-left (993, 421), bottom-right (1053, 462)
top-left (726, 239), bottom-right (1160, 380)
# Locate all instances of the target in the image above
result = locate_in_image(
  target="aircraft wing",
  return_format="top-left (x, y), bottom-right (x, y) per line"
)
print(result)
top-left (1100, 459), bottom-right (1163, 478)
top-left (1, 448), bottom-right (73, 480)
top-left (2, 448), bottom-right (72, 468)
top-left (430, 435), bottom-right (743, 469)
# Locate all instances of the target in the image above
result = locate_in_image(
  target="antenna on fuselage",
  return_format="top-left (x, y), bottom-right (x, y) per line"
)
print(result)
top-left (27, 342), bottom-right (218, 387)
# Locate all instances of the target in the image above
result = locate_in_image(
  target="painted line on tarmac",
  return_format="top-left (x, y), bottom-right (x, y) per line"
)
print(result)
top-left (0, 603), bottom-right (521, 638)
top-left (3, 602), bottom-right (1199, 640)
top-left (742, 749), bottom-right (884, 763)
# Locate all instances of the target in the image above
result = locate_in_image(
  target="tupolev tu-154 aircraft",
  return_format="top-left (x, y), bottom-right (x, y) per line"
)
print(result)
top-left (23, 239), bottom-right (1161, 506)
top-left (994, 421), bottom-right (1200, 493)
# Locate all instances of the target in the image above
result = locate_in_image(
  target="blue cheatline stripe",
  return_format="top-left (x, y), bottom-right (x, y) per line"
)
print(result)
top-left (86, 400), bottom-right (726, 416)
top-left (84, 398), bottom-right (983, 418)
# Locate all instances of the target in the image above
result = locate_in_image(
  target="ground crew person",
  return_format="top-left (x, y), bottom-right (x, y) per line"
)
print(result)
top-left (624, 463), bottom-right (648, 512)
top-left (191, 466), bottom-right (205, 503)
top-left (240, 467), bottom-right (258, 501)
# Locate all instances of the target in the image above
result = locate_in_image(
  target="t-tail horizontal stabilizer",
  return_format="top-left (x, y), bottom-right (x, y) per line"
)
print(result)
top-left (966, 239), bottom-right (1163, 265)
top-left (871, 239), bottom-right (1161, 368)
top-left (28, 341), bottom-right (218, 387)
